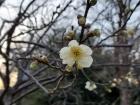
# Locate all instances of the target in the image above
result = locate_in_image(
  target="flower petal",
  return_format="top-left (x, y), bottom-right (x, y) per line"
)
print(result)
top-left (91, 83), bottom-right (97, 89)
top-left (77, 56), bottom-right (93, 68)
top-left (59, 47), bottom-right (75, 66)
top-left (62, 58), bottom-right (75, 66)
top-left (85, 81), bottom-right (90, 89)
top-left (68, 40), bottom-right (79, 47)
top-left (59, 47), bottom-right (70, 59)
top-left (88, 87), bottom-right (93, 91)
top-left (80, 44), bottom-right (92, 55)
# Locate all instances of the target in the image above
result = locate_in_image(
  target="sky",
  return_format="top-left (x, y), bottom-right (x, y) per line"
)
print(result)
top-left (0, 0), bottom-right (140, 30)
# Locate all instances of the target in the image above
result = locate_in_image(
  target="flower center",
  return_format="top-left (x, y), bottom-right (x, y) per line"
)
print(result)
top-left (70, 46), bottom-right (82, 59)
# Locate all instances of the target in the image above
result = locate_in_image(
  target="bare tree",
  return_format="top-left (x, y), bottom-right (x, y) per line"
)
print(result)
top-left (0, 0), bottom-right (140, 105)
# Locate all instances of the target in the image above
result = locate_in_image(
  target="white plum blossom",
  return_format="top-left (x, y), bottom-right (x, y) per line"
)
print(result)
top-left (85, 81), bottom-right (97, 91)
top-left (59, 40), bottom-right (93, 69)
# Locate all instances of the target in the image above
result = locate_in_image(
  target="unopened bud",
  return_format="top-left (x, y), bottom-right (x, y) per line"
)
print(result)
top-left (105, 87), bottom-right (112, 93)
top-left (77, 15), bottom-right (86, 27)
top-left (33, 55), bottom-right (48, 64)
top-left (119, 30), bottom-right (127, 36)
top-left (67, 31), bottom-right (75, 38)
top-left (40, 55), bottom-right (48, 64)
top-left (127, 28), bottom-right (134, 36)
top-left (89, 0), bottom-right (97, 6)
top-left (65, 65), bottom-right (72, 72)
top-left (85, 24), bottom-right (91, 29)
top-left (111, 83), bottom-right (117, 87)
top-left (64, 35), bottom-right (72, 41)
top-left (87, 29), bottom-right (100, 37)
top-left (113, 78), bottom-right (117, 82)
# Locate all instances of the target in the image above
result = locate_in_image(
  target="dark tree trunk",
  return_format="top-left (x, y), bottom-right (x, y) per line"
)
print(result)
top-left (114, 31), bottom-right (132, 105)
top-left (0, 99), bottom-right (4, 105)
top-left (120, 89), bottom-right (132, 105)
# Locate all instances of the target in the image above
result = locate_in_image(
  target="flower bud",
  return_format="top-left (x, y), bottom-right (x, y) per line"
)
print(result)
top-left (64, 30), bottom-right (75, 41)
top-left (89, 0), bottom-right (97, 6)
top-left (77, 15), bottom-right (86, 27)
top-left (87, 29), bottom-right (100, 37)
top-left (111, 83), bottom-right (117, 87)
top-left (127, 28), bottom-right (134, 36)
top-left (65, 65), bottom-right (72, 72)
top-left (105, 87), bottom-right (112, 93)
top-left (67, 31), bottom-right (75, 38)
top-left (117, 30), bottom-right (128, 38)
top-left (64, 35), bottom-right (72, 41)
top-left (85, 24), bottom-right (91, 29)
top-left (39, 55), bottom-right (48, 64)
top-left (33, 55), bottom-right (48, 64)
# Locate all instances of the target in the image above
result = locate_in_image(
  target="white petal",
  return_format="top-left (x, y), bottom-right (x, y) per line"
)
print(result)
top-left (68, 40), bottom-right (79, 47)
top-left (92, 84), bottom-right (97, 89)
top-left (88, 87), bottom-right (93, 91)
top-left (85, 81), bottom-right (90, 87)
top-left (86, 81), bottom-right (90, 85)
top-left (80, 44), bottom-right (92, 55)
top-left (78, 56), bottom-right (93, 68)
top-left (85, 85), bottom-right (88, 89)
top-left (62, 58), bottom-right (75, 66)
top-left (85, 85), bottom-right (90, 90)
top-left (60, 47), bottom-right (75, 66)
top-left (59, 47), bottom-right (70, 59)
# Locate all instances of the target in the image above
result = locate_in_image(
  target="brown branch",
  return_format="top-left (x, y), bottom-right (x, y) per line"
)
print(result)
top-left (79, 0), bottom-right (90, 43)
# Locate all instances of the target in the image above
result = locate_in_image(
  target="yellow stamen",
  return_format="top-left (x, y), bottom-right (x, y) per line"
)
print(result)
top-left (70, 46), bottom-right (82, 59)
